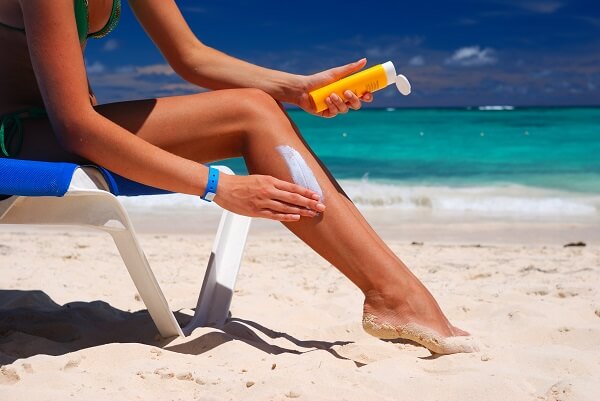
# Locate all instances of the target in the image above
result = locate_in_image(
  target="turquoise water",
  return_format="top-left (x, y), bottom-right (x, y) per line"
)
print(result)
top-left (214, 107), bottom-right (600, 216)
top-left (226, 107), bottom-right (600, 193)
top-left (294, 107), bottom-right (600, 194)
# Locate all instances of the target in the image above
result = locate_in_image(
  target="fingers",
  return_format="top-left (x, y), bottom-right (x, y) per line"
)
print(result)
top-left (272, 180), bottom-right (326, 212)
top-left (258, 210), bottom-right (302, 222)
top-left (216, 174), bottom-right (327, 223)
top-left (273, 179), bottom-right (320, 200)
top-left (330, 93), bottom-right (349, 113)
top-left (343, 90), bottom-right (362, 110)
top-left (273, 189), bottom-right (325, 212)
top-left (329, 58), bottom-right (367, 80)
top-left (323, 90), bottom-right (371, 117)
top-left (265, 200), bottom-right (319, 218)
top-left (324, 95), bottom-right (340, 116)
top-left (324, 94), bottom-right (347, 116)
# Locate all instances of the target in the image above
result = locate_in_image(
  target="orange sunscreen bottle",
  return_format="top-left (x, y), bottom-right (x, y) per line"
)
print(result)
top-left (309, 61), bottom-right (411, 113)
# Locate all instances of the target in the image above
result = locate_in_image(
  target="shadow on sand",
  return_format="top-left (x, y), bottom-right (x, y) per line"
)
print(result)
top-left (0, 290), bottom-right (355, 365)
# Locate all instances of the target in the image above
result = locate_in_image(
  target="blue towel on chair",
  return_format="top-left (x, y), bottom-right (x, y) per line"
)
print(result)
top-left (0, 158), bottom-right (171, 198)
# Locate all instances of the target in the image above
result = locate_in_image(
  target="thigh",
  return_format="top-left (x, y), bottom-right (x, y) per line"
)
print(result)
top-left (18, 115), bottom-right (87, 163)
top-left (18, 89), bottom-right (258, 163)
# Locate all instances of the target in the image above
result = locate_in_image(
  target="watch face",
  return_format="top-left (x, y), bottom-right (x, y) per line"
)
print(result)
top-left (205, 192), bottom-right (216, 202)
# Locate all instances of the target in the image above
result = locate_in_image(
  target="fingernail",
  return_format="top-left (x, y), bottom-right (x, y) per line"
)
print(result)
top-left (331, 94), bottom-right (339, 102)
top-left (316, 203), bottom-right (326, 212)
top-left (312, 194), bottom-right (320, 200)
top-left (344, 90), bottom-right (353, 99)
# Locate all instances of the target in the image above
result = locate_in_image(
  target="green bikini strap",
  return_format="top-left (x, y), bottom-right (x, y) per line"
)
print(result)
top-left (0, 114), bottom-right (22, 158)
top-left (74, 0), bottom-right (88, 44)
top-left (0, 108), bottom-right (47, 158)
top-left (90, 0), bottom-right (120, 39)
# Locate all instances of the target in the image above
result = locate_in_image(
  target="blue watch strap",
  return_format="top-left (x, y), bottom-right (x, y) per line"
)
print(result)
top-left (201, 166), bottom-right (219, 202)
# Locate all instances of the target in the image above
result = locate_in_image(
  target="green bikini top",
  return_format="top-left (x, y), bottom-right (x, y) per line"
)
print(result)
top-left (0, 0), bottom-right (121, 44)
top-left (75, 0), bottom-right (121, 43)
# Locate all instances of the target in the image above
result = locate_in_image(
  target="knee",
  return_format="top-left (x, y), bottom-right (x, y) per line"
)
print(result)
top-left (236, 88), bottom-right (287, 131)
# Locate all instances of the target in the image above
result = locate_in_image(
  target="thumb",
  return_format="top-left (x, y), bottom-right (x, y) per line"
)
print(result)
top-left (327, 58), bottom-right (367, 81)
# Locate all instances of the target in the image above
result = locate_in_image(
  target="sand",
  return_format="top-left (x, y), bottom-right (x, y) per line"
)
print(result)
top-left (1, 209), bottom-right (599, 400)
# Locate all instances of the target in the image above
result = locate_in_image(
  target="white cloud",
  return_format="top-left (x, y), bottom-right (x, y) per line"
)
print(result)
top-left (116, 65), bottom-right (136, 73)
top-left (160, 83), bottom-right (205, 93)
top-left (86, 63), bottom-right (204, 102)
top-left (409, 56), bottom-right (425, 67)
top-left (102, 39), bottom-right (119, 52)
top-left (136, 64), bottom-right (176, 76)
top-left (183, 6), bottom-right (207, 13)
top-left (576, 16), bottom-right (600, 28)
top-left (517, 1), bottom-right (563, 14)
top-left (445, 46), bottom-right (497, 67)
top-left (457, 18), bottom-right (478, 25)
top-left (490, 0), bottom-right (563, 14)
top-left (86, 61), bottom-right (106, 74)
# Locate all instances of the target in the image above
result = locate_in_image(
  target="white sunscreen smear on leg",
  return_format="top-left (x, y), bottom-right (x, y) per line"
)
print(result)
top-left (276, 145), bottom-right (324, 203)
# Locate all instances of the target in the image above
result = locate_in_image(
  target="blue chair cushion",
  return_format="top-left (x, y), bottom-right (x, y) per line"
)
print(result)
top-left (0, 158), bottom-right (171, 198)
top-left (97, 167), bottom-right (171, 196)
top-left (0, 158), bottom-right (78, 197)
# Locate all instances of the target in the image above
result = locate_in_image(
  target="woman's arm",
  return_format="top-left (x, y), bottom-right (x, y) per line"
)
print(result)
top-left (20, 0), bottom-right (320, 221)
top-left (129, 0), bottom-right (372, 115)
top-left (22, 0), bottom-right (205, 196)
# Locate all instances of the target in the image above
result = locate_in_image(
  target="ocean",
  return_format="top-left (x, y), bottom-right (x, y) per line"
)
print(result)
top-left (122, 107), bottom-right (600, 219)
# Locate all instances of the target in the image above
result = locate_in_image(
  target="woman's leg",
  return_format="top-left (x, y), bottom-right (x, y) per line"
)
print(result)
top-left (20, 88), bottom-right (474, 354)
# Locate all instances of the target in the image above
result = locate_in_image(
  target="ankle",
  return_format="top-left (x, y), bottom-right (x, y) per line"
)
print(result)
top-left (363, 285), bottom-right (417, 314)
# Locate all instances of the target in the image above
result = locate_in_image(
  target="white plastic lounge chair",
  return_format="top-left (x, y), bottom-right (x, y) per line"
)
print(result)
top-left (0, 158), bottom-right (251, 338)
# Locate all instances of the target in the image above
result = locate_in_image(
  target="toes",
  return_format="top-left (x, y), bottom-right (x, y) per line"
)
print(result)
top-left (439, 335), bottom-right (480, 355)
top-left (362, 314), bottom-right (478, 355)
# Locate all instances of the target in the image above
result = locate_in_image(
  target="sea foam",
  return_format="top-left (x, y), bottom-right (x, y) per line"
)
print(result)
top-left (340, 179), bottom-right (599, 216)
top-left (117, 179), bottom-right (599, 218)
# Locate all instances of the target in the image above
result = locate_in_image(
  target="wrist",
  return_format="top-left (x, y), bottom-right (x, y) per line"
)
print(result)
top-left (276, 73), bottom-right (308, 104)
top-left (212, 170), bottom-right (231, 203)
top-left (200, 166), bottom-right (220, 202)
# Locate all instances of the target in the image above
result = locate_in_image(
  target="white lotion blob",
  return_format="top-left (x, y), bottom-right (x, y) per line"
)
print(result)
top-left (276, 145), bottom-right (324, 203)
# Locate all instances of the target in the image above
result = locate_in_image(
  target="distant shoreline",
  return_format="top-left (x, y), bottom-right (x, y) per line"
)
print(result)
top-left (285, 105), bottom-right (600, 111)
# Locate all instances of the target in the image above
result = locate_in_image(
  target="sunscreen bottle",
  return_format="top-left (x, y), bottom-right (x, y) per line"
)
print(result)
top-left (309, 61), bottom-right (411, 113)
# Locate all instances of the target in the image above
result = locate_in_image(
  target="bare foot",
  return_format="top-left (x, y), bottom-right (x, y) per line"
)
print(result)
top-left (362, 285), bottom-right (478, 355)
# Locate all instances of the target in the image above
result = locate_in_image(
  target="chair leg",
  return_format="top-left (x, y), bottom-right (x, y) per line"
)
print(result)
top-left (109, 228), bottom-right (184, 338)
top-left (184, 209), bottom-right (251, 334)
top-left (0, 192), bottom-right (183, 338)
top-left (90, 193), bottom-right (184, 338)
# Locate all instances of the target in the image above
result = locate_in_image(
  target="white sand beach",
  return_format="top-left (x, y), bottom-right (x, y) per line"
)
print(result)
top-left (1, 208), bottom-right (599, 401)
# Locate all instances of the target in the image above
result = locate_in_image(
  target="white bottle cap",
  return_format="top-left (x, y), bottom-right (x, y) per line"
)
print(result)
top-left (382, 61), bottom-right (397, 87)
top-left (396, 74), bottom-right (411, 95)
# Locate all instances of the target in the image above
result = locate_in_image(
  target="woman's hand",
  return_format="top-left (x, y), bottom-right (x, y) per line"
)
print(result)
top-left (294, 58), bottom-right (374, 118)
top-left (214, 174), bottom-right (326, 222)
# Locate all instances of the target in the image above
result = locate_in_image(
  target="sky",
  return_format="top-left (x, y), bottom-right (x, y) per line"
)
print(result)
top-left (85, 0), bottom-right (600, 108)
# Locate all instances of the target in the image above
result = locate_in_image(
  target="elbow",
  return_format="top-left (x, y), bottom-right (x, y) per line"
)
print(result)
top-left (59, 130), bottom-right (85, 156)
top-left (53, 111), bottom-right (97, 156)
top-left (171, 42), bottom-right (211, 82)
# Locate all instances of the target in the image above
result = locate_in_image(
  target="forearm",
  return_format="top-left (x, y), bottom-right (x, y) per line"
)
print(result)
top-left (63, 112), bottom-right (206, 196)
top-left (177, 45), bottom-right (306, 103)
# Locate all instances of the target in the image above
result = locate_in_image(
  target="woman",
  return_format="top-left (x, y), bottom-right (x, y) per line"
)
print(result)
top-left (0, 0), bottom-right (475, 354)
